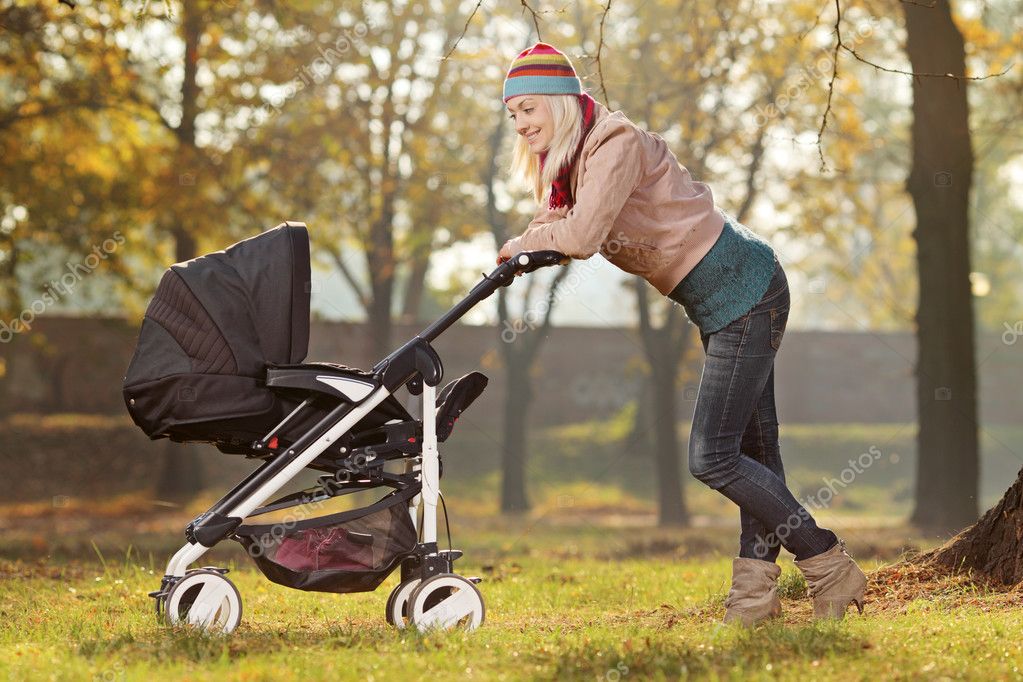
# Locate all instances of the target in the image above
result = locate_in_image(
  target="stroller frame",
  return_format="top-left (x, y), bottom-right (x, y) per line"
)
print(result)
top-left (146, 244), bottom-right (568, 634)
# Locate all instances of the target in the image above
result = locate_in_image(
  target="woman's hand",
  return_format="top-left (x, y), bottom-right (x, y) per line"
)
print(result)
top-left (496, 240), bottom-right (514, 265)
top-left (496, 240), bottom-right (525, 275)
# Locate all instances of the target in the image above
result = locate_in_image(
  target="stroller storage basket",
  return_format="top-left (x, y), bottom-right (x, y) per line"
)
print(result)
top-left (234, 483), bottom-right (420, 594)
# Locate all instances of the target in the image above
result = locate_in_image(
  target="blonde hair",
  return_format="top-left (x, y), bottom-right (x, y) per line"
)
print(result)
top-left (508, 94), bottom-right (585, 205)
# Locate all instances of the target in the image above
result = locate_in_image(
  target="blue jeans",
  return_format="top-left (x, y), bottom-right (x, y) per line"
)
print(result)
top-left (688, 257), bottom-right (838, 561)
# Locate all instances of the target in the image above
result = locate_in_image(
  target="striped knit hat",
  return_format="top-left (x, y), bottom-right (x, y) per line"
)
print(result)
top-left (503, 42), bottom-right (582, 103)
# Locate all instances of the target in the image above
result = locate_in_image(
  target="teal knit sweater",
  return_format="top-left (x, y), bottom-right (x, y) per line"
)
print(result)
top-left (667, 220), bottom-right (777, 334)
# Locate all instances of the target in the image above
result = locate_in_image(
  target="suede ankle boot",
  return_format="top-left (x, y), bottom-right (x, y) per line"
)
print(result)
top-left (793, 538), bottom-right (867, 619)
top-left (722, 557), bottom-right (783, 627)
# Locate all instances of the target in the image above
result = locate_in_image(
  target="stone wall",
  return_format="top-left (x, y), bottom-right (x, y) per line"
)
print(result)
top-left (0, 315), bottom-right (1020, 427)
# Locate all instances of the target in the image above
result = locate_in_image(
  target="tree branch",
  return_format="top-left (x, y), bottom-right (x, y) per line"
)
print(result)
top-left (818, 0), bottom-right (1013, 171)
top-left (327, 246), bottom-right (371, 314)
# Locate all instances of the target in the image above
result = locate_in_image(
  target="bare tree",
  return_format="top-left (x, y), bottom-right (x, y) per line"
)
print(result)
top-left (479, 49), bottom-right (573, 512)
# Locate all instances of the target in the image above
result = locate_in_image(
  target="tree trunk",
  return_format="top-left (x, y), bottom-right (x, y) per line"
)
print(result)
top-left (903, 0), bottom-right (979, 533)
top-left (624, 374), bottom-right (653, 457)
top-left (920, 467), bottom-right (1023, 586)
top-left (156, 441), bottom-right (205, 501)
top-left (0, 235), bottom-right (20, 319)
top-left (400, 252), bottom-right (430, 324)
top-left (365, 185), bottom-right (395, 359)
top-left (500, 358), bottom-right (531, 513)
top-left (366, 272), bottom-right (393, 360)
top-left (363, 87), bottom-right (400, 359)
top-left (481, 79), bottom-right (566, 516)
top-left (634, 278), bottom-right (690, 526)
top-left (651, 354), bottom-right (688, 526)
top-left (156, 0), bottom-right (204, 500)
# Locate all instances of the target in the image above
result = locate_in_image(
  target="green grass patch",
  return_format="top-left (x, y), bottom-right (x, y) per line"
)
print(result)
top-left (2, 547), bottom-right (1022, 681)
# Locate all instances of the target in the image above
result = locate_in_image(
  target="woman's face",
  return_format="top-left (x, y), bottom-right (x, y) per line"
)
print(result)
top-left (506, 95), bottom-right (553, 153)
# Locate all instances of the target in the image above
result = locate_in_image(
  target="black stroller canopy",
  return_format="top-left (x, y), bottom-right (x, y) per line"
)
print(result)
top-left (124, 222), bottom-right (311, 439)
top-left (165, 222), bottom-right (308, 377)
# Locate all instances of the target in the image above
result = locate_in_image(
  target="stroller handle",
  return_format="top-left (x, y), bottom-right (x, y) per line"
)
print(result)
top-left (506, 249), bottom-right (570, 273)
top-left (372, 250), bottom-right (568, 382)
top-left (418, 250), bottom-right (568, 343)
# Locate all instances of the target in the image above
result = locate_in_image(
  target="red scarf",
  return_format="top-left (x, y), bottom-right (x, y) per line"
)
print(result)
top-left (539, 92), bottom-right (597, 210)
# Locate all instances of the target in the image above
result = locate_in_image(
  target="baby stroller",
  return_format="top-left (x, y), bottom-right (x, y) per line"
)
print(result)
top-left (122, 221), bottom-right (566, 634)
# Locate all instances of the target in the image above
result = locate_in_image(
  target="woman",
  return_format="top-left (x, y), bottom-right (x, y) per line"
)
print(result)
top-left (497, 42), bottom-right (867, 626)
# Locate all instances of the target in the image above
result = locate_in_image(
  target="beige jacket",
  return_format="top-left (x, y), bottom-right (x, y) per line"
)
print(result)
top-left (507, 100), bottom-right (726, 295)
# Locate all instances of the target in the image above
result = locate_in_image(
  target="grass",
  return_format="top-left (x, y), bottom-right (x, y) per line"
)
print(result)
top-left (5, 417), bottom-right (1023, 679)
top-left (3, 537), bottom-right (1023, 681)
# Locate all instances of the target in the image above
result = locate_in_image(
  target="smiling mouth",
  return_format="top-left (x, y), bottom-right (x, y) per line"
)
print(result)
top-left (526, 130), bottom-right (540, 143)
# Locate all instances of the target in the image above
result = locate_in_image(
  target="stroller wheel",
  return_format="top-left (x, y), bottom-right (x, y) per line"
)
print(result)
top-left (385, 579), bottom-right (420, 628)
top-left (164, 569), bottom-right (243, 634)
top-left (408, 573), bottom-right (485, 633)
